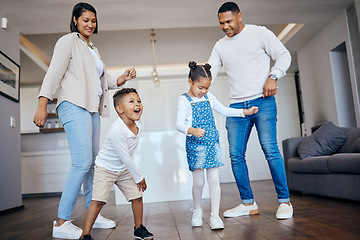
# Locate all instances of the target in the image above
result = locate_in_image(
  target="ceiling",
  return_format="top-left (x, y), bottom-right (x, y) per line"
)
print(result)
top-left (0, 0), bottom-right (354, 35)
top-left (0, 0), bottom-right (355, 85)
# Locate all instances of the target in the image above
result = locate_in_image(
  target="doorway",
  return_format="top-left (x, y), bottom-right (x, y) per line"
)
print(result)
top-left (329, 42), bottom-right (357, 127)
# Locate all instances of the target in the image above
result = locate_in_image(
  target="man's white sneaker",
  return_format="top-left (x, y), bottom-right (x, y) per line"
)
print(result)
top-left (276, 203), bottom-right (293, 219)
top-left (191, 208), bottom-right (203, 227)
top-left (209, 213), bottom-right (224, 230)
top-left (93, 214), bottom-right (116, 229)
top-left (52, 220), bottom-right (82, 239)
top-left (223, 202), bottom-right (259, 218)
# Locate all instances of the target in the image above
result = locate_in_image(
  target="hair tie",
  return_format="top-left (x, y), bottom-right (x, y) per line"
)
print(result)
top-left (204, 63), bottom-right (211, 70)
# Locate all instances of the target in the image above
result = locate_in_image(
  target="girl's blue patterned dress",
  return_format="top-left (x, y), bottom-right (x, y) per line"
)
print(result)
top-left (184, 93), bottom-right (224, 171)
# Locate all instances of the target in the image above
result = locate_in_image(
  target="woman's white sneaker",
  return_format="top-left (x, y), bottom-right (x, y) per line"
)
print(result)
top-left (93, 214), bottom-right (116, 229)
top-left (52, 220), bottom-right (82, 239)
top-left (209, 214), bottom-right (224, 230)
top-left (191, 208), bottom-right (203, 227)
top-left (223, 202), bottom-right (259, 217)
top-left (276, 203), bottom-right (293, 219)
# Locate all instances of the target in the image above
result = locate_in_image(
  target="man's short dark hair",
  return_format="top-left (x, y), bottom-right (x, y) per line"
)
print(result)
top-left (113, 88), bottom-right (138, 108)
top-left (218, 2), bottom-right (240, 14)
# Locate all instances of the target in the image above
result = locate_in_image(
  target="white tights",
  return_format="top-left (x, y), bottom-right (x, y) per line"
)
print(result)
top-left (192, 167), bottom-right (221, 216)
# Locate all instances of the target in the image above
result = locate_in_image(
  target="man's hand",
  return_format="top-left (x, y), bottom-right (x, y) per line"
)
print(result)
top-left (263, 77), bottom-right (278, 97)
top-left (137, 178), bottom-right (147, 192)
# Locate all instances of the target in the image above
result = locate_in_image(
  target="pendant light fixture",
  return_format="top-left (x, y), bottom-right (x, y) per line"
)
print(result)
top-left (150, 29), bottom-right (160, 87)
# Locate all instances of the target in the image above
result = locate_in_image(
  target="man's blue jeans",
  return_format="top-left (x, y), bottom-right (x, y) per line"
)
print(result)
top-left (57, 101), bottom-right (100, 220)
top-left (226, 96), bottom-right (290, 204)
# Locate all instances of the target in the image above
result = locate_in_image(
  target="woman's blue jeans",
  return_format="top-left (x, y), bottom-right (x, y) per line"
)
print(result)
top-left (57, 101), bottom-right (100, 220)
top-left (226, 96), bottom-right (290, 204)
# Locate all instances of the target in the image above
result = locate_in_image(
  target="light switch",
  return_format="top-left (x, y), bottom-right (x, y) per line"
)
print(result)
top-left (10, 116), bottom-right (16, 128)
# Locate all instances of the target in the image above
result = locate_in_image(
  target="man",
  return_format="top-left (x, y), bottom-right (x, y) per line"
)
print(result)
top-left (208, 2), bottom-right (293, 219)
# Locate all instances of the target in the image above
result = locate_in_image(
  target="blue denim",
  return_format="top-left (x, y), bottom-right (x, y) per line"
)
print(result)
top-left (57, 101), bottom-right (100, 220)
top-left (225, 96), bottom-right (290, 204)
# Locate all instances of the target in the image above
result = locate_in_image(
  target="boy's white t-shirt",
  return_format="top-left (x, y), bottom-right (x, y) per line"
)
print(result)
top-left (95, 118), bottom-right (144, 184)
top-left (176, 91), bottom-right (244, 136)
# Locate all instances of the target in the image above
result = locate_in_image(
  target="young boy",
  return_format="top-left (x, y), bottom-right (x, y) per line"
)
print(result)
top-left (79, 88), bottom-right (154, 240)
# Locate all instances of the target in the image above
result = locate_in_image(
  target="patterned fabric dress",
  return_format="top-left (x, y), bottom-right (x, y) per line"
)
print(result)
top-left (184, 93), bottom-right (224, 171)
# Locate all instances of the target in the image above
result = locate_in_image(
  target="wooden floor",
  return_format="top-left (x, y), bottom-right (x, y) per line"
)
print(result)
top-left (1, 180), bottom-right (360, 240)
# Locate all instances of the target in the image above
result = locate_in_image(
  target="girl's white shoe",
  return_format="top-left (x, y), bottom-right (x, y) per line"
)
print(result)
top-left (191, 208), bottom-right (203, 227)
top-left (210, 213), bottom-right (224, 230)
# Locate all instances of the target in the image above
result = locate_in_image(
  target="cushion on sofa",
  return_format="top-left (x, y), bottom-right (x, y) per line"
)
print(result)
top-left (328, 154), bottom-right (360, 174)
top-left (297, 121), bottom-right (347, 159)
top-left (287, 156), bottom-right (332, 174)
top-left (338, 128), bottom-right (360, 153)
top-left (351, 137), bottom-right (360, 153)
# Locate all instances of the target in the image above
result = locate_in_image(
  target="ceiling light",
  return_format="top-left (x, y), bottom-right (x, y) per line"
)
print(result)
top-left (150, 29), bottom-right (160, 87)
top-left (277, 23), bottom-right (304, 44)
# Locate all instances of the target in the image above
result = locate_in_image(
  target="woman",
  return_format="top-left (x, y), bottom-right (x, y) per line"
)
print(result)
top-left (33, 3), bottom-right (136, 239)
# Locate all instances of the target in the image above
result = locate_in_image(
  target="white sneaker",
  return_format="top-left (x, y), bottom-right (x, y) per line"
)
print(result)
top-left (52, 220), bottom-right (82, 239)
top-left (93, 214), bottom-right (116, 229)
top-left (209, 213), bottom-right (224, 230)
top-left (276, 203), bottom-right (293, 219)
top-left (223, 202), bottom-right (259, 218)
top-left (191, 208), bottom-right (203, 227)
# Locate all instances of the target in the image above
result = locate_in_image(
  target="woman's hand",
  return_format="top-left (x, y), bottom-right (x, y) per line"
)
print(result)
top-left (243, 106), bottom-right (259, 116)
top-left (137, 178), bottom-right (147, 192)
top-left (117, 68), bottom-right (137, 86)
top-left (188, 127), bottom-right (205, 138)
top-left (33, 97), bottom-right (49, 128)
top-left (124, 68), bottom-right (137, 80)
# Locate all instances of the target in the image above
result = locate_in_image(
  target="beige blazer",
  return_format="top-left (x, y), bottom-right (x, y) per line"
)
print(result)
top-left (38, 32), bottom-right (119, 117)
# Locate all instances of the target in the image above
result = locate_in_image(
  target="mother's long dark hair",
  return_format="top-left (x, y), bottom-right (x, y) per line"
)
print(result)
top-left (70, 2), bottom-right (98, 34)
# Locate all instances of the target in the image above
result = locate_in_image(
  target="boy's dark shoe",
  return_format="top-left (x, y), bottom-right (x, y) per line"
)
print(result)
top-left (79, 234), bottom-right (94, 240)
top-left (134, 225), bottom-right (154, 240)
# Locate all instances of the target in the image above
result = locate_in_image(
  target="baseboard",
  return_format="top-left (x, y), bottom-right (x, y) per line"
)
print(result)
top-left (0, 205), bottom-right (25, 215)
top-left (22, 192), bottom-right (62, 199)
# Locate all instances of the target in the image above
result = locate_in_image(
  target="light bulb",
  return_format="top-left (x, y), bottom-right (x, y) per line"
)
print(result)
top-left (154, 80), bottom-right (160, 87)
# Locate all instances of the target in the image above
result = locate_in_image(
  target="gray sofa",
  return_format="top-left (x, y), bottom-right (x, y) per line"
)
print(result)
top-left (282, 123), bottom-right (360, 201)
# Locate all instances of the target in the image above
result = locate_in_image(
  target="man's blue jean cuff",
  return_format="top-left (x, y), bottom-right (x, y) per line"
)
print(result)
top-left (278, 198), bottom-right (290, 203)
top-left (242, 199), bottom-right (254, 204)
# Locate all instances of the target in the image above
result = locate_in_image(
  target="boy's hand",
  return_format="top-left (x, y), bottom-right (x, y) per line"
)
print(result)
top-left (188, 127), bottom-right (205, 138)
top-left (243, 106), bottom-right (259, 116)
top-left (137, 178), bottom-right (147, 192)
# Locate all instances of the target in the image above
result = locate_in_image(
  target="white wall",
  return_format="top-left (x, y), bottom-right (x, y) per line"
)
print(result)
top-left (297, 9), bottom-right (359, 132)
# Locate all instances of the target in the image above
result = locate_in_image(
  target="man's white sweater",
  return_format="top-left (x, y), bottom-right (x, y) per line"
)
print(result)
top-left (208, 24), bottom-right (291, 104)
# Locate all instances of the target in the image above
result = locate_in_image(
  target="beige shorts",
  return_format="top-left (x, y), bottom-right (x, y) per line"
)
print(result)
top-left (92, 165), bottom-right (142, 203)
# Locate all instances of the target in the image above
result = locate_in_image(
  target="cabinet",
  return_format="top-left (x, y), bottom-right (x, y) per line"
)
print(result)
top-left (40, 99), bottom-right (64, 133)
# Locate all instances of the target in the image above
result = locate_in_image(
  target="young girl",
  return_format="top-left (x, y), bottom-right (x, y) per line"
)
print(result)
top-left (176, 61), bottom-right (258, 230)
